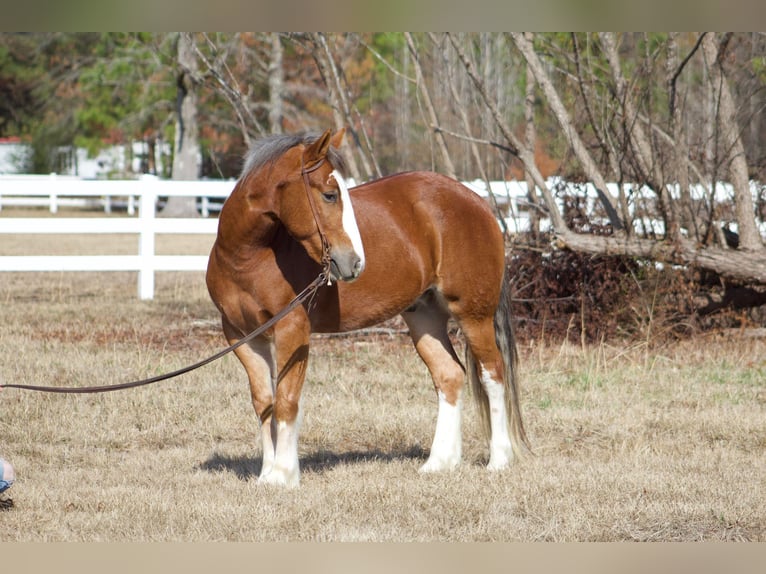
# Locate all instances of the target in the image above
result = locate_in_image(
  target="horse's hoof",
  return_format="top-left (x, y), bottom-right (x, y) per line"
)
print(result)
top-left (257, 468), bottom-right (299, 488)
top-left (418, 457), bottom-right (459, 474)
top-left (486, 455), bottom-right (512, 471)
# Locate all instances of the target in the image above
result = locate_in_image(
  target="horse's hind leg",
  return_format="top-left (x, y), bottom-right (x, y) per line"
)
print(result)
top-left (401, 292), bottom-right (465, 472)
top-left (460, 316), bottom-right (515, 469)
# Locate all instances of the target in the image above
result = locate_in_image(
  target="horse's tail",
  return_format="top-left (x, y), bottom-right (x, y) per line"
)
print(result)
top-left (465, 270), bottom-right (531, 459)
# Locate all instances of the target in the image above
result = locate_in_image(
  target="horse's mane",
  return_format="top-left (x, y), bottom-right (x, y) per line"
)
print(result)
top-left (241, 131), bottom-right (349, 180)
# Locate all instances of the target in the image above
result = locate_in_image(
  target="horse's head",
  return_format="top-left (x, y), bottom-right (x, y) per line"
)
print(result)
top-left (278, 129), bottom-right (365, 282)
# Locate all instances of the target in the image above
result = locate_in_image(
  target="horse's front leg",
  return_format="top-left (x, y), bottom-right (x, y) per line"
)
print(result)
top-left (257, 315), bottom-right (310, 488)
top-left (224, 318), bottom-right (278, 480)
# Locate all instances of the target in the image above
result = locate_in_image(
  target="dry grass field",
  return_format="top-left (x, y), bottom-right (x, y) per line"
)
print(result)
top-left (0, 220), bottom-right (764, 541)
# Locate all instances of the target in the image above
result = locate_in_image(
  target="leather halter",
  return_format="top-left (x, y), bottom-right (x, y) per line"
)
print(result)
top-left (300, 154), bottom-right (333, 277)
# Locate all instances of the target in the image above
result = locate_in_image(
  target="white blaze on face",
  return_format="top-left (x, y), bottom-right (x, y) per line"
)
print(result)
top-left (330, 169), bottom-right (365, 273)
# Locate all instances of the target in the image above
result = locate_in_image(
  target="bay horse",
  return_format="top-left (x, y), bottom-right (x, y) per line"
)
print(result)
top-left (206, 129), bottom-right (530, 487)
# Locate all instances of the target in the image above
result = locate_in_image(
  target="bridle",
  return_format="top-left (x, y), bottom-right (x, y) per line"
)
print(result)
top-left (0, 155), bottom-right (335, 395)
top-left (300, 154), bottom-right (334, 281)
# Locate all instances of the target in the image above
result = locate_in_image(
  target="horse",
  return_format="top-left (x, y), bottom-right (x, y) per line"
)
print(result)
top-left (206, 129), bottom-right (530, 487)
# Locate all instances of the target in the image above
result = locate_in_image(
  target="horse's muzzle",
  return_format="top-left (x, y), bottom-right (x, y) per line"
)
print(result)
top-left (329, 249), bottom-right (365, 282)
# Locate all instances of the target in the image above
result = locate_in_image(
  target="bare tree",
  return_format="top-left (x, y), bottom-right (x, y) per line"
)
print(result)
top-left (162, 32), bottom-right (201, 218)
top-left (506, 32), bottom-right (766, 284)
top-left (430, 33), bottom-right (508, 236)
top-left (701, 32), bottom-right (763, 252)
top-left (192, 33), bottom-right (268, 147)
top-left (307, 33), bottom-right (376, 182)
top-left (523, 32), bottom-right (541, 238)
top-left (446, 32), bottom-right (567, 233)
top-left (146, 32), bottom-right (766, 287)
top-left (600, 32), bottom-right (678, 237)
top-left (405, 32), bottom-right (457, 179)
top-left (666, 32), bottom-right (701, 240)
top-left (268, 32), bottom-right (284, 134)
top-left (510, 32), bottom-right (624, 231)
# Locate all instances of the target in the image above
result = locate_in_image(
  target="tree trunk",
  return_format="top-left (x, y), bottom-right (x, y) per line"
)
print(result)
top-left (557, 228), bottom-right (766, 284)
top-left (311, 33), bottom-right (365, 182)
top-left (600, 32), bottom-right (677, 238)
top-left (446, 32), bottom-right (567, 234)
top-left (405, 32), bottom-right (457, 179)
top-left (397, 40), bottom-right (411, 168)
top-left (667, 32), bottom-right (700, 241)
top-left (524, 33), bottom-right (541, 239)
top-left (162, 33), bottom-right (201, 218)
top-left (510, 32), bottom-right (624, 231)
top-left (268, 32), bottom-right (284, 134)
top-left (701, 32), bottom-right (762, 251)
top-left (430, 33), bottom-right (507, 236)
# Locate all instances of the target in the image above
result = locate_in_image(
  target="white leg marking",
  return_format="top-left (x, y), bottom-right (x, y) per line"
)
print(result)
top-left (331, 169), bottom-right (365, 271)
top-left (258, 415), bottom-right (302, 487)
top-left (420, 391), bottom-right (462, 473)
top-left (481, 367), bottom-right (513, 470)
top-left (258, 418), bottom-right (276, 480)
top-left (248, 339), bottom-right (277, 480)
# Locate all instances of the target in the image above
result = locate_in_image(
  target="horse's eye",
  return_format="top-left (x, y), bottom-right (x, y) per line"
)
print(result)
top-left (322, 191), bottom-right (339, 204)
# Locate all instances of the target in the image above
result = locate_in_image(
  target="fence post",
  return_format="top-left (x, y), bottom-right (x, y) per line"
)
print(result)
top-left (138, 187), bottom-right (157, 300)
top-left (49, 174), bottom-right (58, 214)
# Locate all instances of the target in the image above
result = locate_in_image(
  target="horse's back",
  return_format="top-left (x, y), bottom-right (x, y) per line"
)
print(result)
top-left (353, 171), bottom-right (494, 213)
top-left (353, 170), bottom-right (505, 277)
top-left (352, 171), bottom-right (502, 248)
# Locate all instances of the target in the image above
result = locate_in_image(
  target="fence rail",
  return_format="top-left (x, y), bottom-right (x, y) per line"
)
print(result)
top-left (0, 174), bottom-right (232, 216)
top-left (4, 175), bottom-right (763, 299)
top-left (0, 177), bottom-right (232, 299)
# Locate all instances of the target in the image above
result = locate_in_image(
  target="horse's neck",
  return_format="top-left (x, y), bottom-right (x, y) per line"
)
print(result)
top-left (217, 177), bottom-right (279, 253)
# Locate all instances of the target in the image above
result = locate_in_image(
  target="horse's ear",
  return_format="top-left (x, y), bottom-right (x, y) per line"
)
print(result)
top-left (302, 129), bottom-right (333, 169)
top-left (329, 128), bottom-right (345, 150)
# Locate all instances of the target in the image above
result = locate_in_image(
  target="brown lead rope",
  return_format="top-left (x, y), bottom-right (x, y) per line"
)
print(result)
top-left (0, 269), bottom-right (329, 395)
top-left (2, 158), bottom-right (333, 395)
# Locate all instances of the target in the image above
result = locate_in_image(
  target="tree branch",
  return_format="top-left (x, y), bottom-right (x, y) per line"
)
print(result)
top-left (446, 32), bottom-right (568, 233)
top-left (405, 32), bottom-right (456, 179)
top-left (557, 229), bottom-right (766, 284)
top-left (430, 125), bottom-right (518, 156)
top-left (510, 32), bottom-right (624, 231)
top-left (668, 32), bottom-right (706, 118)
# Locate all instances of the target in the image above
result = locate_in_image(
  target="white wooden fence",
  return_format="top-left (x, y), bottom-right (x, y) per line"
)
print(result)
top-left (3, 175), bottom-right (763, 300)
top-left (0, 176), bottom-right (233, 299)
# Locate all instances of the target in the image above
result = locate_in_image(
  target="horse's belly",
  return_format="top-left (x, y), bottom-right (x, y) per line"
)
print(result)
top-left (311, 271), bottom-right (428, 333)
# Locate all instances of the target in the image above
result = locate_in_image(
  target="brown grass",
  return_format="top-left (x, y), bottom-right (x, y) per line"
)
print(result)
top-left (0, 227), bottom-right (764, 541)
